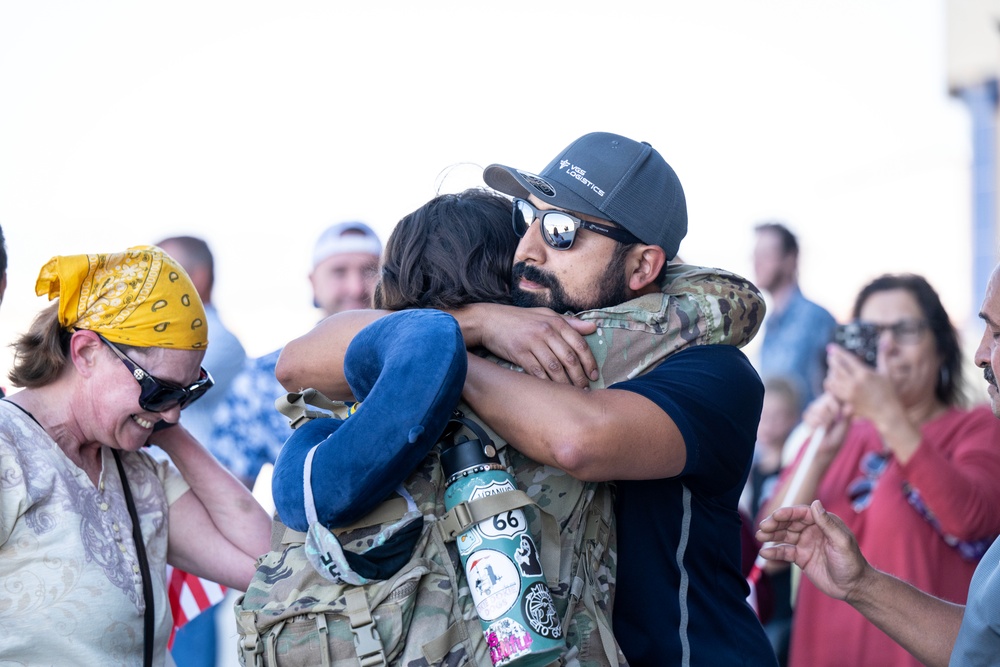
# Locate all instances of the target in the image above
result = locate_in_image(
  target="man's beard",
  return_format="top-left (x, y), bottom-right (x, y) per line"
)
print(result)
top-left (510, 252), bottom-right (631, 314)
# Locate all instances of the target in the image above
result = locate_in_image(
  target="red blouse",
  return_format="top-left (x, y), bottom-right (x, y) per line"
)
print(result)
top-left (788, 405), bottom-right (1000, 667)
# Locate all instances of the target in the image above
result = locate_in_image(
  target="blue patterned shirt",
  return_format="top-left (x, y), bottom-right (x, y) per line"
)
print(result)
top-left (759, 286), bottom-right (837, 409)
top-left (208, 348), bottom-right (291, 484)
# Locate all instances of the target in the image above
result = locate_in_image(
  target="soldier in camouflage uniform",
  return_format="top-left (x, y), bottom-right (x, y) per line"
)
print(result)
top-left (237, 178), bottom-right (766, 666)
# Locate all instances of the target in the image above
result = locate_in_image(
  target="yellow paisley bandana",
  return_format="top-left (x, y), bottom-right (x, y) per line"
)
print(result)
top-left (35, 245), bottom-right (209, 350)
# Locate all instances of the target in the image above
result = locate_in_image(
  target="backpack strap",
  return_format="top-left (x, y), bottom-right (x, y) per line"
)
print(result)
top-left (563, 482), bottom-right (619, 666)
top-left (342, 495), bottom-right (410, 532)
top-left (583, 482), bottom-right (614, 572)
top-left (279, 494), bottom-right (414, 549)
top-left (236, 609), bottom-right (264, 667)
top-left (275, 388), bottom-right (354, 429)
top-left (270, 514), bottom-right (291, 550)
top-left (314, 614), bottom-right (332, 667)
top-left (345, 586), bottom-right (388, 667)
top-left (580, 583), bottom-right (620, 667)
top-left (265, 620), bottom-right (286, 666)
top-left (420, 621), bottom-right (475, 665)
top-left (437, 488), bottom-right (534, 540)
top-left (281, 525), bottom-right (308, 546)
top-left (437, 488), bottom-right (560, 589)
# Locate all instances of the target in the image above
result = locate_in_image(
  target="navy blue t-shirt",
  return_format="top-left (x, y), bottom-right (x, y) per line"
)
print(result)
top-left (610, 345), bottom-right (777, 667)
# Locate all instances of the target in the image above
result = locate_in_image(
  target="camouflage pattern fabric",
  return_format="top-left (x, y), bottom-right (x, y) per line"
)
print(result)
top-left (236, 455), bottom-right (491, 667)
top-left (579, 263), bottom-right (763, 387)
top-left (234, 265), bottom-right (764, 667)
top-left (472, 264), bottom-right (764, 665)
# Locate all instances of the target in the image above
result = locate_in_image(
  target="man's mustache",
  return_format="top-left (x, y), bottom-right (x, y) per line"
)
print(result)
top-left (985, 365), bottom-right (997, 388)
top-left (512, 262), bottom-right (557, 290)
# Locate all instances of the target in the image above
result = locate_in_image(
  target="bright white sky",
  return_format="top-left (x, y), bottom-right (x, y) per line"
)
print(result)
top-left (0, 0), bottom-right (981, 387)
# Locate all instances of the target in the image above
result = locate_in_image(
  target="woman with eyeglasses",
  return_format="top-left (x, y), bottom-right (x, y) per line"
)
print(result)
top-left (758, 273), bottom-right (1000, 667)
top-left (0, 246), bottom-right (271, 667)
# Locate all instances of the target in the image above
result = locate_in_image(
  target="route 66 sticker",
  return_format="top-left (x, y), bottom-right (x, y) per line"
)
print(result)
top-left (470, 480), bottom-right (527, 539)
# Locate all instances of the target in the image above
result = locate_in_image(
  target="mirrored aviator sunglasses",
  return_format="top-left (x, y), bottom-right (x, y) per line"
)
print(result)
top-left (512, 197), bottom-right (641, 251)
top-left (99, 334), bottom-right (214, 412)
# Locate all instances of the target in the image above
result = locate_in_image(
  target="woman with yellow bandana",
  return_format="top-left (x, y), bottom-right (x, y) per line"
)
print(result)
top-left (0, 245), bottom-right (271, 667)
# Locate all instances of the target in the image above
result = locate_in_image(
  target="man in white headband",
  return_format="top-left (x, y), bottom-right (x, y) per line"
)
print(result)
top-left (208, 221), bottom-right (383, 491)
top-left (310, 221), bottom-right (382, 317)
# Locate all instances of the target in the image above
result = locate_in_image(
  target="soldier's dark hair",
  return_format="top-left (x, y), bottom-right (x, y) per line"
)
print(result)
top-left (373, 189), bottom-right (518, 310)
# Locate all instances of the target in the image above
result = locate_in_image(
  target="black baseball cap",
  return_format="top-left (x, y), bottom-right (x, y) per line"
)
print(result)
top-left (483, 131), bottom-right (687, 259)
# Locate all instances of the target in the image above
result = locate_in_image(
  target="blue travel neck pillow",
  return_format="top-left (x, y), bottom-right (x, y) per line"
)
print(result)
top-left (271, 308), bottom-right (468, 532)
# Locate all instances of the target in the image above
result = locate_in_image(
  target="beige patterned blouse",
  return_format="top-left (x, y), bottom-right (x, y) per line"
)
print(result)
top-left (0, 400), bottom-right (189, 666)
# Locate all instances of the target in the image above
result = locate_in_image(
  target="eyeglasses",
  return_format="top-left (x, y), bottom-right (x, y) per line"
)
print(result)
top-left (846, 450), bottom-right (890, 512)
top-left (512, 198), bottom-right (641, 251)
top-left (100, 335), bottom-right (214, 412)
top-left (858, 319), bottom-right (929, 345)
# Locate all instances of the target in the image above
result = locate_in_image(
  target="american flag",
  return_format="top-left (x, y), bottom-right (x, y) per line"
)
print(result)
top-left (166, 566), bottom-right (227, 649)
top-left (161, 464), bottom-right (274, 649)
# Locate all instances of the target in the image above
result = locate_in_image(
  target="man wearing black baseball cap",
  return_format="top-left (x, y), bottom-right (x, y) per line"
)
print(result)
top-left (276, 132), bottom-right (776, 666)
top-left (462, 132), bottom-right (776, 666)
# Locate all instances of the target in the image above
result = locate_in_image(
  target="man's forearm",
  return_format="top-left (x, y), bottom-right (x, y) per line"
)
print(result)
top-left (275, 309), bottom-right (389, 399)
top-left (463, 355), bottom-right (572, 470)
top-left (276, 306), bottom-right (493, 398)
top-left (849, 567), bottom-right (964, 667)
top-left (463, 355), bottom-right (685, 481)
top-left (446, 303), bottom-right (487, 348)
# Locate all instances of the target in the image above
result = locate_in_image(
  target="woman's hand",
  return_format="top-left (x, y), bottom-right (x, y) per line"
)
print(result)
top-left (801, 392), bottom-right (852, 464)
top-left (825, 343), bottom-right (921, 461)
top-left (825, 344), bottom-right (903, 425)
